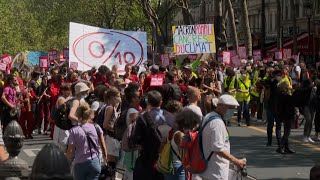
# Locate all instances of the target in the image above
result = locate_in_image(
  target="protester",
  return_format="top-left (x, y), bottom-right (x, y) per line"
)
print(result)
top-left (66, 103), bottom-right (107, 180)
top-left (36, 75), bottom-right (51, 135)
top-left (52, 84), bottom-right (72, 152)
top-left (200, 94), bottom-right (245, 179)
top-left (184, 86), bottom-right (203, 119)
top-left (236, 70), bottom-right (251, 126)
top-left (1, 74), bottom-right (19, 131)
top-left (19, 84), bottom-right (36, 139)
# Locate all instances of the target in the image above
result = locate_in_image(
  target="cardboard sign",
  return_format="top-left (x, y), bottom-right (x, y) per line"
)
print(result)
top-left (39, 56), bottom-right (48, 69)
top-left (172, 24), bottom-right (216, 54)
top-left (231, 55), bottom-right (240, 67)
top-left (150, 77), bottom-right (163, 87)
top-left (1, 55), bottom-right (12, 64)
top-left (222, 51), bottom-right (231, 64)
top-left (63, 48), bottom-right (69, 59)
top-left (69, 61), bottom-right (78, 70)
top-left (48, 49), bottom-right (57, 62)
top-left (0, 63), bottom-right (7, 71)
top-left (253, 50), bottom-right (262, 61)
top-left (275, 50), bottom-right (283, 60)
top-left (283, 48), bottom-right (292, 60)
top-left (69, 22), bottom-right (147, 73)
top-left (161, 54), bottom-right (170, 67)
top-left (239, 46), bottom-right (247, 59)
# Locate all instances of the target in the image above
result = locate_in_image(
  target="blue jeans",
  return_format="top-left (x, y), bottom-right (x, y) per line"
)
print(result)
top-left (164, 161), bottom-right (185, 180)
top-left (237, 101), bottom-right (250, 125)
top-left (267, 110), bottom-right (282, 146)
top-left (73, 157), bottom-right (101, 180)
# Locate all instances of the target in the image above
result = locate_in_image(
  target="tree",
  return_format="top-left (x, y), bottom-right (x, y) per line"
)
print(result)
top-left (226, 0), bottom-right (239, 54)
top-left (240, 0), bottom-right (252, 57)
top-left (173, 0), bottom-right (194, 25)
top-left (290, 0), bottom-right (298, 54)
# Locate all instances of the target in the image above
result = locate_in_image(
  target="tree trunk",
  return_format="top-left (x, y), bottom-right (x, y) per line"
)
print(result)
top-left (241, 0), bottom-right (252, 57)
top-left (214, 0), bottom-right (222, 57)
top-left (221, 9), bottom-right (228, 50)
top-left (261, 0), bottom-right (266, 58)
top-left (276, 0), bottom-right (282, 49)
top-left (226, 0), bottom-right (239, 54)
top-left (182, 8), bottom-right (194, 25)
top-left (290, 0), bottom-right (298, 54)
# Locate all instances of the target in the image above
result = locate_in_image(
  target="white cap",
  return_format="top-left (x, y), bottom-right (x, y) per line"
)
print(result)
top-left (218, 94), bottom-right (239, 106)
top-left (74, 82), bottom-right (90, 95)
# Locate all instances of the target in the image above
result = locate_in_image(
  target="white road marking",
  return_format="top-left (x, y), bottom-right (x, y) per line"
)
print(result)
top-left (23, 148), bottom-right (41, 157)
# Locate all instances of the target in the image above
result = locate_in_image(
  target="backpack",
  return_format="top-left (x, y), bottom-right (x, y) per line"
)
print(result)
top-left (114, 108), bottom-right (130, 141)
top-left (156, 129), bottom-right (180, 175)
top-left (179, 114), bottom-right (220, 174)
top-left (52, 99), bottom-right (74, 130)
top-left (96, 104), bottom-right (107, 133)
top-left (168, 83), bottom-right (182, 101)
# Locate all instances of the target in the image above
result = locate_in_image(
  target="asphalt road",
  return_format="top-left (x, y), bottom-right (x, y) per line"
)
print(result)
top-left (17, 121), bottom-right (320, 180)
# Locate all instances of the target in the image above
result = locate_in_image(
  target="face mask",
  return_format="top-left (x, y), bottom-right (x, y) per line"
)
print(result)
top-left (81, 94), bottom-right (88, 99)
top-left (120, 88), bottom-right (125, 95)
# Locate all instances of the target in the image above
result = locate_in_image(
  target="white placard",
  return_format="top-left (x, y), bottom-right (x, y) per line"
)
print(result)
top-left (69, 22), bottom-right (147, 73)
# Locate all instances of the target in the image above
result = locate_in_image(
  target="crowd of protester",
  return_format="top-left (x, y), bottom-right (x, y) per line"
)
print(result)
top-left (0, 56), bottom-right (320, 179)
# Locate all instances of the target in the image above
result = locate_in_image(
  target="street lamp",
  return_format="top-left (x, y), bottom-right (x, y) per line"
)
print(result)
top-left (304, 0), bottom-right (313, 62)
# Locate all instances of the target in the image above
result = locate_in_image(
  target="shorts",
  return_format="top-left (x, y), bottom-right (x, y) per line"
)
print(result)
top-left (53, 125), bottom-right (70, 152)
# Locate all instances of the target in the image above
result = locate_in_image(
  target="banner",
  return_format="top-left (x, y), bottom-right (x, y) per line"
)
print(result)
top-left (239, 46), bottom-right (247, 59)
top-left (0, 63), bottom-right (6, 71)
top-left (70, 61), bottom-right (78, 70)
top-left (222, 51), bottom-right (231, 64)
top-left (172, 24), bottom-right (216, 55)
top-left (39, 56), bottom-right (49, 69)
top-left (253, 50), bottom-right (262, 61)
top-left (161, 54), bottom-right (170, 67)
top-left (275, 50), bottom-right (283, 60)
top-left (69, 22), bottom-right (147, 73)
top-left (63, 48), bottom-right (69, 59)
top-left (27, 51), bottom-right (47, 65)
top-left (1, 55), bottom-right (12, 64)
top-left (48, 49), bottom-right (57, 62)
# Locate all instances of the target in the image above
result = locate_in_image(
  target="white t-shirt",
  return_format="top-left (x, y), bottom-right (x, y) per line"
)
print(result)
top-left (184, 104), bottom-right (203, 119)
top-left (199, 112), bottom-right (230, 180)
top-left (290, 65), bottom-right (301, 85)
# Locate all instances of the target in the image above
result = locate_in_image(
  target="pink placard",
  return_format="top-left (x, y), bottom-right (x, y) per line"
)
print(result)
top-left (275, 50), bottom-right (283, 60)
top-left (70, 61), bottom-right (78, 70)
top-left (0, 63), bottom-right (6, 71)
top-left (1, 55), bottom-right (12, 64)
top-left (239, 46), bottom-right (247, 59)
top-left (39, 56), bottom-right (49, 69)
top-left (63, 48), bottom-right (69, 59)
top-left (283, 48), bottom-right (292, 60)
top-left (59, 54), bottom-right (66, 62)
top-left (222, 51), bottom-right (231, 64)
top-left (150, 77), bottom-right (163, 87)
top-left (161, 54), bottom-right (170, 67)
top-left (253, 50), bottom-right (262, 61)
top-left (231, 55), bottom-right (240, 67)
top-left (48, 49), bottom-right (57, 62)
top-left (230, 50), bottom-right (237, 58)
top-left (187, 54), bottom-right (197, 61)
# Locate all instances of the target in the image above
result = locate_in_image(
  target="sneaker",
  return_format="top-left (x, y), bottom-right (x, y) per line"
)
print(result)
top-left (303, 137), bottom-right (315, 143)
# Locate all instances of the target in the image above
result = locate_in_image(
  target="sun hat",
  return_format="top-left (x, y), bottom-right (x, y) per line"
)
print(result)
top-left (217, 94), bottom-right (240, 106)
top-left (74, 82), bottom-right (90, 95)
top-left (114, 78), bottom-right (126, 87)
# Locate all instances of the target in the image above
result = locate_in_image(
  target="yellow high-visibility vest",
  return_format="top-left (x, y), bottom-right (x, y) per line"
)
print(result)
top-left (224, 76), bottom-right (236, 97)
top-left (236, 76), bottom-right (251, 102)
